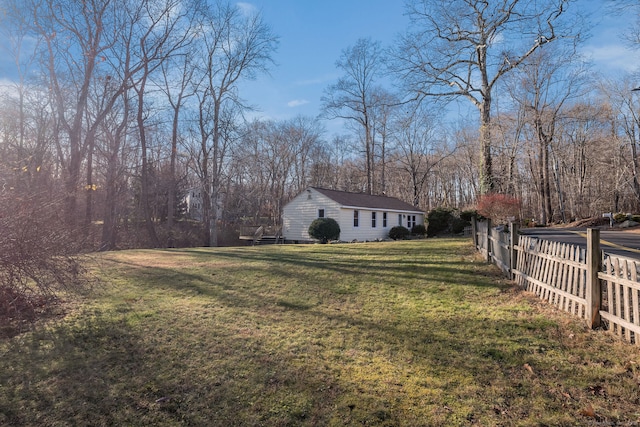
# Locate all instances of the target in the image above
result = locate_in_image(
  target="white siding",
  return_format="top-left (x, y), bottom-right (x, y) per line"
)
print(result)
top-left (282, 189), bottom-right (341, 242)
top-left (282, 187), bottom-right (425, 242)
top-left (337, 208), bottom-right (424, 241)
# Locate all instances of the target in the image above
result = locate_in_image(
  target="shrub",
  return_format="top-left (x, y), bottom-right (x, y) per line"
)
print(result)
top-left (389, 226), bottom-right (410, 240)
top-left (632, 215), bottom-right (640, 223)
top-left (476, 193), bottom-right (520, 224)
top-left (427, 207), bottom-right (454, 236)
top-left (411, 224), bottom-right (427, 236)
top-left (613, 213), bottom-right (629, 223)
top-left (308, 217), bottom-right (340, 243)
top-left (0, 188), bottom-right (86, 337)
top-left (451, 217), bottom-right (469, 234)
top-left (459, 209), bottom-right (479, 222)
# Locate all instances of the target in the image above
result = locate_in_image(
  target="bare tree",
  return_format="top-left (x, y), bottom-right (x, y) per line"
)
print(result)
top-left (370, 88), bottom-right (398, 195)
top-left (192, 2), bottom-right (277, 246)
top-left (492, 106), bottom-right (527, 196)
top-left (390, 102), bottom-right (454, 208)
top-left (558, 102), bottom-right (613, 217)
top-left (392, 0), bottom-right (578, 194)
top-left (27, 0), bottom-right (118, 225)
top-left (322, 37), bottom-right (386, 195)
top-left (159, 52), bottom-right (197, 247)
top-left (602, 77), bottom-right (640, 211)
top-left (121, 0), bottom-right (196, 247)
top-left (506, 44), bottom-right (588, 223)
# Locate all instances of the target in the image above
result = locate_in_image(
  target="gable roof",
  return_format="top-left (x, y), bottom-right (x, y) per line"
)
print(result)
top-left (311, 187), bottom-right (423, 213)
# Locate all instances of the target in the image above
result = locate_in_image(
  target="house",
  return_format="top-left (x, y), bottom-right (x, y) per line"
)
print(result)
top-left (184, 187), bottom-right (223, 222)
top-left (185, 188), bottom-right (204, 221)
top-left (282, 187), bottom-right (425, 243)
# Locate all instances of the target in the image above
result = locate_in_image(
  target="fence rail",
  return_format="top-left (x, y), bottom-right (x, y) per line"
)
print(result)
top-left (514, 235), bottom-right (587, 319)
top-left (472, 219), bottom-right (640, 345)
top-left (599, 255), bottom-right (640, 343)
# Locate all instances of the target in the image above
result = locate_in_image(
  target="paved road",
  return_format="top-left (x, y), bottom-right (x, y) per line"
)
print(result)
top-left (520, 228), bottom-right (640, 260)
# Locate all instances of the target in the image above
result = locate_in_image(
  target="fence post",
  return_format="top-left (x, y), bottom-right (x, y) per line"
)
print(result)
top-left (510, 222), bottom-right (519, 280)
top-left (471, 216), bottom-right (478, 249)
top-left (586, 228), bottom-right (601, 329)
top-left (485, 218), bottom-right (492, 263)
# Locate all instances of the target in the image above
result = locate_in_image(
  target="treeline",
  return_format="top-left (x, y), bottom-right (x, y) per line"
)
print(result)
top-left (1, 0), bottom-right (639, 251)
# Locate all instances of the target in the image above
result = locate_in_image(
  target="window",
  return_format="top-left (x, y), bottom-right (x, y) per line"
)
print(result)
top-left (371, 212), bottom-right (377, 228)
top-left (318, 209), bottom-right (325, 218)
top-left (408, 215), bottom-right (416, 229)
top-left (353, 210), bottom-right (359, 227)
top-left (383, 212), bottom-right (387, 227)
top-left (398, 214), bottom-right (403, 226)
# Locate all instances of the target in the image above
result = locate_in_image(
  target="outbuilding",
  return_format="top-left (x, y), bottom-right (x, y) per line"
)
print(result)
top-left (282, 187), bottom-right (425, 243)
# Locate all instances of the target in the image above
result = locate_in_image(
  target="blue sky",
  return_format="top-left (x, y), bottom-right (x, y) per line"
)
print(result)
top-left (237, 0), bottom-right (409, 130)
top-left (0, 0), bottom-right (637, 136)
top-left (238, 0), bottom-right (640, 135)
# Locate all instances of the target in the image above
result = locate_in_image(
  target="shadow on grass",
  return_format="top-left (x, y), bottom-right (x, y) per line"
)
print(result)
top-left (0, 300), bottom-right (569, 426)
top-left (0, 308), bottom-right (342, 426)
top-left (159, 240), bottom-right (507, 290)
top-left (99, 243), bottom-right (509, 329)
top-left (5, 239), bottom-right (623, 425)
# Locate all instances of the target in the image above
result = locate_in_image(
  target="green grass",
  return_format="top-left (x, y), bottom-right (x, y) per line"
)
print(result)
top-left (1, 239), bottom-right (640, 426)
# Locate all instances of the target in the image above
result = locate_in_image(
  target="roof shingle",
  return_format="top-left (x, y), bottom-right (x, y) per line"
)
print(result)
top-left (312, 187), bottom-right (422, 213)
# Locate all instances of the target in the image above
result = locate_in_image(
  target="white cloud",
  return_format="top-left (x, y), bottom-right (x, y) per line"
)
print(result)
top-left (583, 44), bottom-right (639, 73)
top-left (287, 99), bottom-right (310, 108)
top-left (0, 78), bottom-right (20, 97)
top-left (236, 2), bottom-right (257, 16)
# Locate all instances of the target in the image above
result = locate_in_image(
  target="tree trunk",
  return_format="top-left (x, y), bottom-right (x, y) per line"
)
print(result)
top-left (365, 125), bottom-right (374, 195)
top-left (202, 179), bottom-right (212, 247)
top-left (537, 135), bottom-right (547, 225)
top-left (543, 139), bottom-right (553, 223)
top-left (167, 103), bottom-right (180, 247)
top-left (552, 150), bottom-right (566, 223)
top-left (630, 137), bottom-right (640, 210)
top-left (210, 101), bottom-right (221, 247)
top-left (479, 100), bottom-right (493, 195)
top-left (84, 131), bottom-right (95, 235)
top-left (412, 170), bottom-right (420, 207)
top-left (136, 75), bottom-right (160, 248)
top-left (101, 153), bottom-right (118, 251)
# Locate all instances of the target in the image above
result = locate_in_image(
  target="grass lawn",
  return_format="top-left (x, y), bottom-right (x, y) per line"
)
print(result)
top-left (1, 238), bottom-right (639, 426)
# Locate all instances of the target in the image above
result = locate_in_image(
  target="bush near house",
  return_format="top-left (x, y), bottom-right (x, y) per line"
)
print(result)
top-left (389, 225), bottom-right (410, 240)
top-left (426, 208), bottom-right (473, 236)
top-left (308, 217), bottom-right (340, 243)
top-left (426, 207), bottom-right (454, 236)
top-left (411, 224), bottom-right (427, 236)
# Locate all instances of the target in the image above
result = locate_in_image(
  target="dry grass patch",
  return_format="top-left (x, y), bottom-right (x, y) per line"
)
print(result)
top-left (1, 239), bottom-right (639, 426)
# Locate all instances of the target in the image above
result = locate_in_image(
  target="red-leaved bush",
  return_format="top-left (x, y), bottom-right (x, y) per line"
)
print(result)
top-left (476, 193), bottom-right (521, 224)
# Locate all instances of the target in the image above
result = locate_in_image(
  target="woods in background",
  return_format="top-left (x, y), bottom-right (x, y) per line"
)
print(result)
top-left (1, 0), bottom-right (639, 251)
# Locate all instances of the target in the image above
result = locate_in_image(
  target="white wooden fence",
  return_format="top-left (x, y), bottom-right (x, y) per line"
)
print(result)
top-left (600, 255), bottom-right (640, 343)
top-left (472, 219), bottom-right (640, 345)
